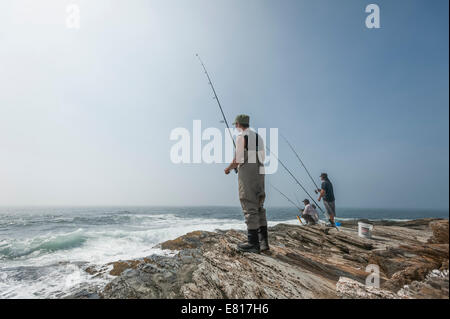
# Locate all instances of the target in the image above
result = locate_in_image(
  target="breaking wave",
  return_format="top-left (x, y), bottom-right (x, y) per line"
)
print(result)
top-left (1, 230), bottom-right (87, 260)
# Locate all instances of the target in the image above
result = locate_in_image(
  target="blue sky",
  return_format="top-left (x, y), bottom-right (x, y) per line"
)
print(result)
top-left (0, 0), bottom-right (448, 210)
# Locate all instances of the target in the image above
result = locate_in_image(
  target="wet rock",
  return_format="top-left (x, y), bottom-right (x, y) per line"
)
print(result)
top-left (108, 260), bottom-right (143, 276)
top-left (65, 288), bottom-right (102, 299)
top-left (101, 254), bottom-right (200, 299)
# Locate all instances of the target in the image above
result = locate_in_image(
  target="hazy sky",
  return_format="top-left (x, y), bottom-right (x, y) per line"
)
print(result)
top-left (0, 0), bottom-right (448, 209)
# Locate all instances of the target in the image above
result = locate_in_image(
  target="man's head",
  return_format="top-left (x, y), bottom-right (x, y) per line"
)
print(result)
top-left (320, 173), bottom-right (328, 181)
top-left (303, 199), bottom-right (310, 205)
top-left (233, 114), bottom-right (250, 131)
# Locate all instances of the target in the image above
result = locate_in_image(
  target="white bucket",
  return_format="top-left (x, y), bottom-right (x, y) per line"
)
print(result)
top-left (358, 222), bottom-right (373, 239)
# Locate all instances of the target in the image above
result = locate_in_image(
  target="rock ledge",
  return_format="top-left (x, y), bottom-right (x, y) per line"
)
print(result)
top-left (75, 219), bottom-right (449, 299)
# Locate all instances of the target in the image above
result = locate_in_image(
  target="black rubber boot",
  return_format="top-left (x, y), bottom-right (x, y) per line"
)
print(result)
top-left (237, 229), bottom-right (260, 253)
top-left (326, 219), bottom-right (336, 227)
top-left (258, 226), bottom-right (270, 251)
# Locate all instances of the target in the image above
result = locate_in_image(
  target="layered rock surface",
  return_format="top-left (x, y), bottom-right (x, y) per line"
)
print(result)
top-left (76, 219), bottom-right (449, 299)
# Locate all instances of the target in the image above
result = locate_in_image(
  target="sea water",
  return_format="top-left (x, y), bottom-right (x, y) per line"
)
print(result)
top-left (0, 206), bottom-right (447, 298)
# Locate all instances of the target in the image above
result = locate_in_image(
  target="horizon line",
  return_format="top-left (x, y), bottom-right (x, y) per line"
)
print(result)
top-left (0, 204), bottom-right (448, 212)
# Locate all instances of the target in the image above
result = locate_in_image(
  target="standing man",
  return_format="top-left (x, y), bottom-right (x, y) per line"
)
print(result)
top-left (224, 114), bottom-right (269, 253)
top-left (317, 173), bottom-right (336, 226)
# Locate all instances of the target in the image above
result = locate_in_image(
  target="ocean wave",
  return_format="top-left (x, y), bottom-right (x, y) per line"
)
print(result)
top-left (0, 229), bottom-right (87, 260)
top-left (0, 216), bottom-right (252, 298)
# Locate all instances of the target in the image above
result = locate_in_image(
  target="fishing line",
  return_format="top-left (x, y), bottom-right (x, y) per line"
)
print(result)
top-left (266, 145), bottom-right (326, 217)
top-left (281, 134), bottom-right (321, 192)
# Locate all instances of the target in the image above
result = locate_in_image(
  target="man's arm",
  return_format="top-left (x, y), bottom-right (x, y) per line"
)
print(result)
top-left (225, 135), bottom-right (244, 175)
top-left (224, 158), bottom-right (239, 175)
top-left (318, 189), bottom-right (325, 202)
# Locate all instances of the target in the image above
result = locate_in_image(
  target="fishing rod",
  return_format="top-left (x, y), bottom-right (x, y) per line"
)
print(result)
top-left (196, 54), bottom-right (236, 148)
top-left (270, 183), bottom-right (302, 210)
top-left (281, 134), bottom-right (321, 192)
top-left (196, 54), bottom-right (237, 173)
top-left (266, 145), bottom-right (327, 217)
top-left (270, 183), bottom-right (305, 225)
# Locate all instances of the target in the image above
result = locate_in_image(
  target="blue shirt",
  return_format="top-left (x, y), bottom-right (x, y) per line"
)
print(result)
top-left (321, 180), bottom-right (335, 202)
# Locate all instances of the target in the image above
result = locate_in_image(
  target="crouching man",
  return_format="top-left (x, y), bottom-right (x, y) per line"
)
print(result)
top-left (301, 199), bottom-right (319, 225)
top-left (224, 114), bottom-right (269, 253)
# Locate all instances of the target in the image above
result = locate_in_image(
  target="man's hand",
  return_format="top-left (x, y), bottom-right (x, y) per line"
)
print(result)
top-left (317, 197), bottom-right (321, 202)
top-left (225, 158), bottom-right (238, 175)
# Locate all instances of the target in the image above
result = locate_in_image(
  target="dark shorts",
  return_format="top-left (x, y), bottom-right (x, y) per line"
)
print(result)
top-left (323, 200), bottom-right (336, 218)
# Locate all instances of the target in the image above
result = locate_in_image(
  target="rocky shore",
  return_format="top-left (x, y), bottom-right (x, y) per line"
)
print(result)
top-left (72, 218), bottom-right (449, 299)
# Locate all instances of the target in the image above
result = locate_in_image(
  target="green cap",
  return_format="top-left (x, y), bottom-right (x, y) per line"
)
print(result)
top-left (233, 114), bottom-right (250, 126)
